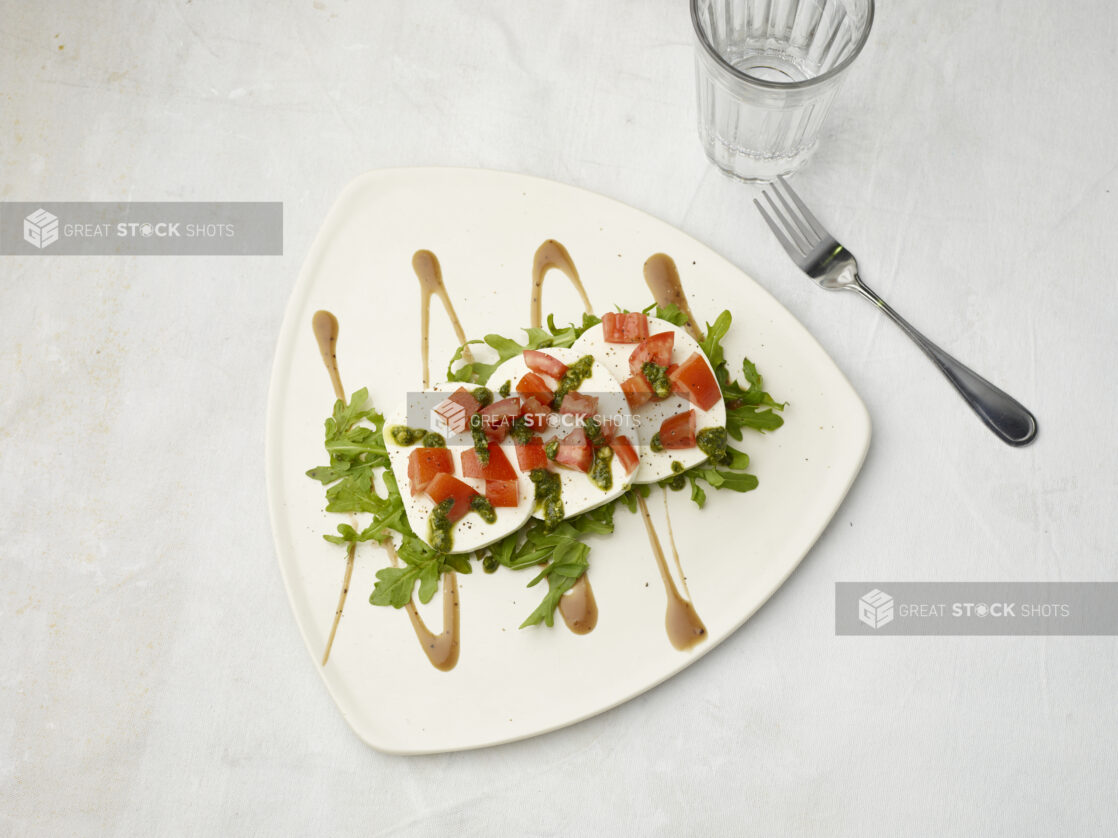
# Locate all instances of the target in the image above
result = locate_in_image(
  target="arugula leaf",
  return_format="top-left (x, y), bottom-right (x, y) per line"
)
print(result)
top-left (322, 523), bottom-right (362, 546)
top-left (368, 533), bottom-right (473, 607)
top-left (687, 474), bottom-right (707, 508)
top-left (726, 404), bottom-right (785, 435)
top-left (324, 475), bottom-right (394, 516)
top-left (418, 560), bottom-right (440, 604)
top-left (444, 338), bottom-right (520, 385)
top-left (369, 565), bottom-right (421, 608)
top-left (643, 301), bottom-right (690, 328)
top-left (724, 446), bottom-right (751, 470)
top-left (683, 466), bottom-right (758, 507)
top-left (695, 468), bottom-right (759, 492)
top-left (699, 310), bottom-right (731, 369)
top-left (306, 390), bottom-right (386, 479)
top-left (571, 499), bottom-right (616, 535)
top-left (520, 547), bottom-right (590, 628)
top-left (307, 388), bottom-right (400, 535)
top-left (519, 577), bottom-right (573, 628)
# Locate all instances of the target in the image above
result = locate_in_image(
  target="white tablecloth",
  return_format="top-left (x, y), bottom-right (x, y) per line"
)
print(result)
top-left (2, 1), bottom-right (1116, 834)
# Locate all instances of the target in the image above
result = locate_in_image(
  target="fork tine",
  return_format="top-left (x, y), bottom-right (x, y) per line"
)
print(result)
top-left (768, 184), bottom-right (817, 253)
top-left (763, 190), bottom-right (813, 255)
top-left (775, 176), bottom-right (828, 241)
top-left (753, 197), bottom-right (804, 260)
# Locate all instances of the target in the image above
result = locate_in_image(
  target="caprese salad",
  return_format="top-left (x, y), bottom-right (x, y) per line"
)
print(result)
top-left (383, 308), bottom-right (741, 555)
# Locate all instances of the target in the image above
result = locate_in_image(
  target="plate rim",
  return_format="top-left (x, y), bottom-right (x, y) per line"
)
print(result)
top-left (265, 166), bottom-right (872, 754)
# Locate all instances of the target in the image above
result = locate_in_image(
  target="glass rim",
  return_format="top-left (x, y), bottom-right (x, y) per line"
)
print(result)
top-left (689, 0), bottom-right (875, 91)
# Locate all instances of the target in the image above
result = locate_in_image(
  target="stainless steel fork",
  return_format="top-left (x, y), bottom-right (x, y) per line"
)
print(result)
top-left (755, 176), bottom-right (1037, 447)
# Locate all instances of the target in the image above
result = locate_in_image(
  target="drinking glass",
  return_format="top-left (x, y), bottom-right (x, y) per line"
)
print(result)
top-left (691, 0), bottom-right (874, 182)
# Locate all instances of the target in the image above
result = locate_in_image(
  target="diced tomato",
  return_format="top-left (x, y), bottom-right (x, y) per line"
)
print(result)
top-left (594, 414), bottom-right (617, 441)
top-left (555, 428), bottom-right (593, 473)
top-left (668, 353), bottom-right (722, 410)
top-left (408, 447), bottom-right (454, 496)
top-left (558, 391), bottom-right (599, 417)
top-left (660, 409), bottom-right (697, 449)
top-left (425, 472), bottom-right (478, 522)
top-left (519, 396), bottom-right (551, 431)
top-left (460, 442), bottom-right (517, 481)
top-left (523, 350), bottom-right (568, 380)
top-left (480, 397), bottom-right (521, 426)
top-left (479, 397), bottom-right (520, 442)
top-left (447, 387), bottom-right (481, 419)
top-left (611, 435), bottom-right (639, 474)
top-left (628, 331), bottom-right (675, 376)
top-left (485, 479), bottom-right (519, 508)
top-left (483, 424), bottom-right (509, 443)
top-left (516, 372), bottom-right (553, 405)
top-left (602, 312), bottom-right (650, 343)
top-left (621, 374), bottom-right (654, 410)
top-left (514, 437), bottom-right (549, 471)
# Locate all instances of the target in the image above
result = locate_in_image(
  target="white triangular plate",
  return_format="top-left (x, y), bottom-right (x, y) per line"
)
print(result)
top-left (266, 168), bottom-right (870, 754)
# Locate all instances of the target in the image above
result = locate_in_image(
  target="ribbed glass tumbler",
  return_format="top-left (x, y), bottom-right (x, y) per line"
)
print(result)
top-left (691, 0), bottom-right (874, 182)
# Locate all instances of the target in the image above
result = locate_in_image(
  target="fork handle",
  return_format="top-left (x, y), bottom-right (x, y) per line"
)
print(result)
top-left (851, 278), bottom-right (1038, 446)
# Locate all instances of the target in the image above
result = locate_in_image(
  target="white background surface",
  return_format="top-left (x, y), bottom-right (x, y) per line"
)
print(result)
top-left (2, 1), bottom-right (1115, 835)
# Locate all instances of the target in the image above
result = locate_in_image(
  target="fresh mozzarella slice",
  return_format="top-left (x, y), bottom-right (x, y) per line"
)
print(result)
top-left (574, 318), bottom-right (727, 483)
top-left (383, 384), bottom-right (533, 554)
top-left (487, 347), bottom-right (634, 521)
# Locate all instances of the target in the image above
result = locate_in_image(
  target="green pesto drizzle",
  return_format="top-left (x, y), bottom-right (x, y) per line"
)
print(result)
top-left (551, 354), bottom-right (594, 409)
top-left (588, 444), bottom-right (613, 491)
top-left (469, 413), bottom-right (489, 465)
top-left (530, 468), bottom-right (564, 531)
top-left (641, 361), bottom-right (672, 399)
top-left (583, 416), bottom-right (604, 444)
top-left (388, 425), bottom-right (427, 446)
top-left (428, 498), bottom-right (455, 552)
top-left (509, 416), bottom-right (534, 445)
top-left (470, 494), bottom-right (497, 524)
top-left (696, 426), bottom-right (729, 465)
top-left (663, 473), bottom-right (686, 491)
